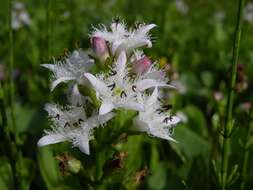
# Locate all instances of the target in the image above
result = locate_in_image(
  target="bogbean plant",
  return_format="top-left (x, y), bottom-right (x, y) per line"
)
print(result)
top-left (37, 20), bottom-right (181, 184)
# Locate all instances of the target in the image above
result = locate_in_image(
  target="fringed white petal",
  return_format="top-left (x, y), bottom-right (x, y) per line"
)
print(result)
top-left (99, 101), bottom-right (115, 115)
top-left (136, 79), bottom-right (175, 91)
top-left (119, 101), bottom-right (145, 112)
top-left (37, 134), bottom-right (66, 147)
top-left (147, 87), bottom-right (159, 106)
top-left (84, 73), bottom-right (109, 95)
top-left (77, 137), bottom-right (90, 155)
top-left (51, 77), bottom-right (75, 91)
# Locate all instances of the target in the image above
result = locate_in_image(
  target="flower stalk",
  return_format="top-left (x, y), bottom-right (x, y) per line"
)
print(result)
top-left (220, 0), bottom-right (245, 189)
top-left (240, 102), bottom-right (253, 190)
top-left (0, 84), bottom-right (19, 190)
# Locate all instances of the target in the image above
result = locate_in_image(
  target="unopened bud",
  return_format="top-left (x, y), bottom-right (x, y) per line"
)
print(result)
top-left (132, 56), bottom-right (152, 74)
top-left (67, 158), bottom-right (82, 174)
top-left (91, 37), bottom-right (109, 62)
top-left (56, 154), bottom-right (81, 175)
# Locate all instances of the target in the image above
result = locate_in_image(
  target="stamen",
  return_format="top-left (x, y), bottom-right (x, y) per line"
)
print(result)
top-left (78, 118), bottom-right (84, 124)
top-left (120, 91), bottom-right (127, 98)
top-left (64, 122), bottom-right (70, 128)
top-left (109, 69), bottom-right (117, 76)
top-left (162, 104), bottom-right (173, 111)
top-left (108, 83), bottom-right (116, 91)
top-left (163, 117), bottom-right (169, 124)
top-left (156, 109), bottom-right (163, 114)
top-left (54, 114), bottom-right (60, 120)
top-left (73, 122), bottom-right (79, 127)
top-left (132, 85), bottom-right (137, 92)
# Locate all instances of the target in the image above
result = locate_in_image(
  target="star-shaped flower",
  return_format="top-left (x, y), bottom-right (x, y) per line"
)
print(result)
top-left (42, 50), bottom-right (94, 91)
top-left (133, 88), bottom-right (180, 142)
top-left (84, 51), bottom-right (172, 115)
top-left (37, 104), bottom-right (114, 155)
top-left (91, 21), bottom-right (156, 55)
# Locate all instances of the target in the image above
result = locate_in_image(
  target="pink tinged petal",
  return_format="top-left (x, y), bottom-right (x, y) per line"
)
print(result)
top-left (133, 56), bottom-right (152, 74)
top-left (119, 101), bottom-right (145, 112)
top-left (136, 79), bottom-right (176, 92)
top-left (51, 77), bottom-right (75, 91)
top-left (37, 134), bottom-right (67, 147)
top-left (84, 73), bottom-right (109, 95)
top-left (77, 137), bottom-right (90, 155)
top-left (99, 102), bottom-right (115, 115)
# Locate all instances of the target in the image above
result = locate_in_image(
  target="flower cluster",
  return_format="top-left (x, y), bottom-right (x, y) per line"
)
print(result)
top-left (38, 20), bottom-right (181, 155)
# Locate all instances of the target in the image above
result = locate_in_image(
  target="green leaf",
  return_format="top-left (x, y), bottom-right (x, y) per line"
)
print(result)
top-left (0, 157), bottom-right (13, 190)
top-left (38, 147), bottom-right (60, 189)
top-left (17, 158), bottom-right (36, 190)
top-left (183, 105), bottom-right (208, 138)
top-left (148, 162), bottom-right (167, 190)
top-left (173, 124), bottom-right (211, 160)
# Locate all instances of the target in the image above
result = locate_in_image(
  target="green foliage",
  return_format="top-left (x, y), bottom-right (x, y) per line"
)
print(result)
top-left (1, 0), bottom-right (253, 189)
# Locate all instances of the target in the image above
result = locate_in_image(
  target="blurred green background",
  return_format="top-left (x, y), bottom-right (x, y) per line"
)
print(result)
top-left (1, 0), bottom-right (253, 189)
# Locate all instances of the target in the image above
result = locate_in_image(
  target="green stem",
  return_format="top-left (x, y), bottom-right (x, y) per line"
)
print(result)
top-left (45, 0), bottom-right (50, 60)
top-left (8, 0), bottom-right (15, 129)
top-left (220, 0), bottom-right (244, 189)
top-left (0, 84), bottom-right (19, 190)
top-left (240, 104), bottom-right (253, 190)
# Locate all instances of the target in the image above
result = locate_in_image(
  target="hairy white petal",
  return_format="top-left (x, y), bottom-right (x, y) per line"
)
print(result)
top-left (136, 79), bottom-right (175, 91)
top-left (77, 137), bottom-right (90, 155)
top-left (147, 87), bottom-right (159, 106)
top-left (119, 101), bottom-right (144, 112)
top-left (51, 77), bottom-right (75, 91)
top-left (99, 102), bottom-right (115, 115)
top-left (137, 24), bottom-right (156, 35)
top-left (37, 134), bottom-right (66, 146)
top-left (86, 112), bottom-right (115, 128)
top-left (84, 73), bottom-right (109, 95)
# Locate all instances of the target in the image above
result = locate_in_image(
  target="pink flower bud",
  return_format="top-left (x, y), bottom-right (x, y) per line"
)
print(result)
top-left (90, 37), bottom-right (109, 62)
top-left (132, 56), bottom-right (152, 74)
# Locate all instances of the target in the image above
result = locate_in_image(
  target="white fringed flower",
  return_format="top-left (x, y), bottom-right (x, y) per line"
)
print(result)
top-left (91, 21), bottom-right (156, 55)
top-left (42, 50), bottom-right (94, 91)
top-left (37, 104), bottom-right (114, 155)
top-left (12, 2), bottom-right (31, 30)
top-left (84, 51), bottom-right (172, 115)
top-left (133, 88), bottom-right (180, 142)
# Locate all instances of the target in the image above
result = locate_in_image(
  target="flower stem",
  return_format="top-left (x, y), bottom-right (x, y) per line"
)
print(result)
top-left (8, 0), bottom-right (15, 129)
top-left (0, 84), bottom-right (19, 190)
top-left (240, 104), bottom-right (253, 190)
top-left (220, 0), bottom-right (244, 189)
top-left (45, 0), bottom-right (50, 60)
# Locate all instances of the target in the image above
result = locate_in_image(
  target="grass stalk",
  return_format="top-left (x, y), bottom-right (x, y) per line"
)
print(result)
top-left (220, 0), bottom-right (245, 189)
